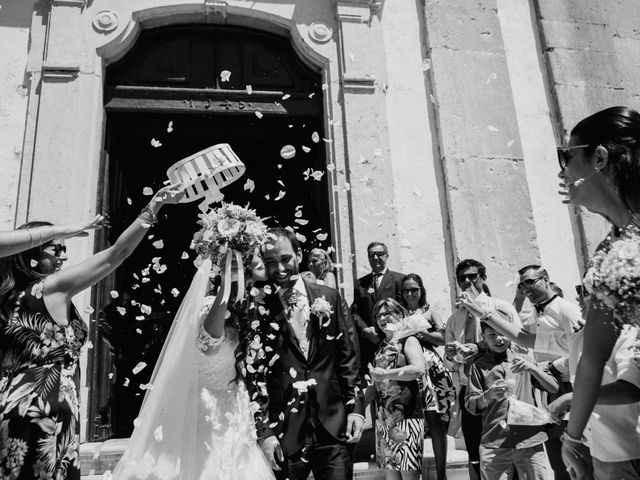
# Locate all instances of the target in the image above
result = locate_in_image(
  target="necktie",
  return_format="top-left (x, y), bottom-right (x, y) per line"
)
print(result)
top-left (373, 274), bottom-right (381, 292)
top-left (282, 288), bottom-right (309, 356)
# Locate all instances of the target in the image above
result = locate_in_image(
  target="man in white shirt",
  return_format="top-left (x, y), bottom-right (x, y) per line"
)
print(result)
top-left (481, 265), bottom-right (583, 360)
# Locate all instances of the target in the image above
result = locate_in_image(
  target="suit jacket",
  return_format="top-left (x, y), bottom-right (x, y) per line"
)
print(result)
top-left (247, 280), bottom-right (364, 456)
top-left (351, 269), bottom-right (404, 364)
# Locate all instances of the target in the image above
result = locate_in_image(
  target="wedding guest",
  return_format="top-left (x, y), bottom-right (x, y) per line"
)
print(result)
top-left (0, 183), bottom-right (184, 480)
top-left (400, 273), bottom-right (454, 480)
top-left (352, 242), bottom-right (404, 367)
top-left (548, 325), bottom-right (640, 480)
top-left (466, 323), bottom-right (558, 480)
top-left (308, 248), bottom-right (337, 288)
top-left (484, 265), bottom-right (583, 362)
top-left (368, 298), bottom-right (426, 480)
top-left (444, 259), bottom-right (522, 480)
top-left (0, 216), bottom-right (103, 259)
top-left (552, 106), bottom-right (640, 478)
top-left (299, 270), bottom-right (317, 283)
top-left (496, 265), bottom-right (583, 480)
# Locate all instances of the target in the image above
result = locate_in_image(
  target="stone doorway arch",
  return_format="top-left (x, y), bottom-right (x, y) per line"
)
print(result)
top-left (89, 22), bottom-right (334, 441)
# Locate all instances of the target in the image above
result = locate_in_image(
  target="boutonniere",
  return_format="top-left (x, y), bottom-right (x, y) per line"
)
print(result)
top-left (310, 296), bottom-right (334, 328)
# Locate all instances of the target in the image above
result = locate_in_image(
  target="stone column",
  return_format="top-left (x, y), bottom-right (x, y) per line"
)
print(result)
top-left (422, 0), bottom-right (540, 298)
top-left (16, 0), bottom-right (105, 442)
top-left (533, 0), bottom-right (640, 267)
top-left (336, 0), bottom-right (403, 280)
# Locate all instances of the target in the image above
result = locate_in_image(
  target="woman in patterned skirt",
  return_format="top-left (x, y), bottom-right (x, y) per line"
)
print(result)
top-left (369, 298), bottom-right (426, 480)
top-left (400, 274), bottom-right (455, 480)
top-left (0, 183), bottom-right (184, 479)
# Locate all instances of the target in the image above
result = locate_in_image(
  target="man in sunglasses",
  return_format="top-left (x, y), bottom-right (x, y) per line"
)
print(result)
top-left (444, 259), bottom-right (522, 480)
top-left (482, 265), bottom-right (584, 361)
top-left (350, 241), bottom-right (405, 368)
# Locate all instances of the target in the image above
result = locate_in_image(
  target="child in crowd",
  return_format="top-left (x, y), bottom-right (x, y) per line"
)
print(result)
top-left (465, 323), bottom-right (559, 480)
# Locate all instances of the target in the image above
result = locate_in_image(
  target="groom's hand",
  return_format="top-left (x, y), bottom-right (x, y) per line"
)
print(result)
top-left (258, 435), bottom-right (284, 471)
top-left (346, 413), bottom-right (365, 444)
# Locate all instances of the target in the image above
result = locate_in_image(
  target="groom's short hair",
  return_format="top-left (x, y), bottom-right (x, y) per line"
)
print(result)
top-left (267, 227), bottom-right (301, 252)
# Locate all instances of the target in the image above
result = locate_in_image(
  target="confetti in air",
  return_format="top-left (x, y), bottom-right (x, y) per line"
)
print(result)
top-left (280, 145), bottom-right (296, 160)
top-left (220, 70), bottom-right (231, 82)
top-left (150, 139), bottom-right (162, 148)
top-left (152, 240), bottom-right (164, 249)
top-left (255, 111), bottom-right (263, 119)
top-left (110, 290), bottom-right (119, 299)
top-left (142, 187), bottom-right (153, 196)
top-left (132, 362), bottom-right (147, 375)
top-left (167, 121), bottom-right (173, 133)
top-left (244, 179), bottom-right (256, 193)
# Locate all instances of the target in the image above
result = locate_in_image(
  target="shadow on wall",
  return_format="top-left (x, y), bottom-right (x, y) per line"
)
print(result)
top-left (0, 0), bottom-right (39, 29)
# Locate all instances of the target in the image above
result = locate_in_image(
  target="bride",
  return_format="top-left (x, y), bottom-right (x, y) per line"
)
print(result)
top-left (112, 251), bottom-right (275, 479)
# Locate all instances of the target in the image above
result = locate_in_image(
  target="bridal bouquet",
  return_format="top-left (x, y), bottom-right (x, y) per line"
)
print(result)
top-left (583, 224), bottom-right (640, 329)
top-left (191, 203), bottom-right (269, 302)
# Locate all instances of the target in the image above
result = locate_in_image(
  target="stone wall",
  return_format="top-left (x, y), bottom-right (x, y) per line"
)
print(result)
top-left (0, 0), bottom-right (39, 229)
top-left (534, 0), bottom-right (640, 268)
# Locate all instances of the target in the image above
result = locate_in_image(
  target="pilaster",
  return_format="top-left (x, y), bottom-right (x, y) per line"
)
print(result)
top-left (423, 0), bottom-right (540, 298)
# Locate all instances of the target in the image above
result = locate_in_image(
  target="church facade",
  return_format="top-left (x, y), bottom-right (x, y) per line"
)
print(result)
top-left (1, 0), bottom-right (637, 446)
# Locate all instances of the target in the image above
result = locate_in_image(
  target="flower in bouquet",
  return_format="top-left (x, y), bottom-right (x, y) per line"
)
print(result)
top-left (191, 203), bottom-right (269, 277)
top-left (584, 224), bottom-right (640, 329)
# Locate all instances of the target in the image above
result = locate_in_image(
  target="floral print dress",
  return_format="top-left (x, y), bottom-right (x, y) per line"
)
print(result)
top-left (373, 338), bottom-right (424, 471)
top-left (0, 279), bottom-right (87, 480)
top-left (411, 307), bottom-right (456, 425)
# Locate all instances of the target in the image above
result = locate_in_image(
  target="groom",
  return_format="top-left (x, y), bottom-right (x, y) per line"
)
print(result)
top-left (250, 228), bottom-right (365, 480)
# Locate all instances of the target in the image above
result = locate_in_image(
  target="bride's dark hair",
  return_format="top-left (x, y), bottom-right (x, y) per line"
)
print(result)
top-left (232, 251), bottom-right (264, 384)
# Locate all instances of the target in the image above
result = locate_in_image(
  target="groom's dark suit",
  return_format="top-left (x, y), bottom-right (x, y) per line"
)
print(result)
top-left (249, 279), bottom-right (364, 480)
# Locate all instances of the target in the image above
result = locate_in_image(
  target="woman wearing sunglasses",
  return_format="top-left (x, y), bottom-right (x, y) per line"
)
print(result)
top-left (400, 273), bottom-right (454, 480)
top-left (0, 183), bottom-right (184, 480)
top-left (546, 106), bottom-right (640, 480)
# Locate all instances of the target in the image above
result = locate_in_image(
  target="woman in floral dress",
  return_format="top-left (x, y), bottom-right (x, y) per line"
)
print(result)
top-left (400, 274), bottom-right (455, 480)
top-left (369, 298), bottom-right (426, 480)
top-left (0, 184), bottom-right (184, 479)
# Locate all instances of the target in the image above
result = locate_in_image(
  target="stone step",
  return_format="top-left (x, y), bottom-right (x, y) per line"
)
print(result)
top-left (80, 436), bottom-right (470, 479)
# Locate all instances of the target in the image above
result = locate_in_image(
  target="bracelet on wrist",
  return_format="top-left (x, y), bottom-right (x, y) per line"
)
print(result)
top-left (561, 430), bottom-right (585, 444)
top-left (138, 207), bottom-right (158, 226)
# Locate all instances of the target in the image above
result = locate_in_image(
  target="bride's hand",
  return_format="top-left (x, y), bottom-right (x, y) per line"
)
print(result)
top-left (258, 435), bottom-right (284, 471)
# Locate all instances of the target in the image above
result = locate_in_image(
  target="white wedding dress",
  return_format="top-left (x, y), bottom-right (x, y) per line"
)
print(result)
top-left (113, 259), bottom-right (275, 480)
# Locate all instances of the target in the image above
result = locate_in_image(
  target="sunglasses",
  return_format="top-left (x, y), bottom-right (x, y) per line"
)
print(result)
top-left (457, 272), bottom-right (480, 283)
top-left (518, 276), bottom-right (543, 290)
top-left (402, 288), bottom-right (420, 294)
top-left (368, 251), bottom-right (387, 259)
top-left (48, 244), bottom-right (67, 256)
top-left (557, 144), bottom-right (589, 171)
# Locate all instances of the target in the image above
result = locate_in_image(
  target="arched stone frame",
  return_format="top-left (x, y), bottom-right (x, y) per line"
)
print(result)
top-left (94, 2), bottom-right (357, 297)
top-left (90, 1), bottom-right (368, 440)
